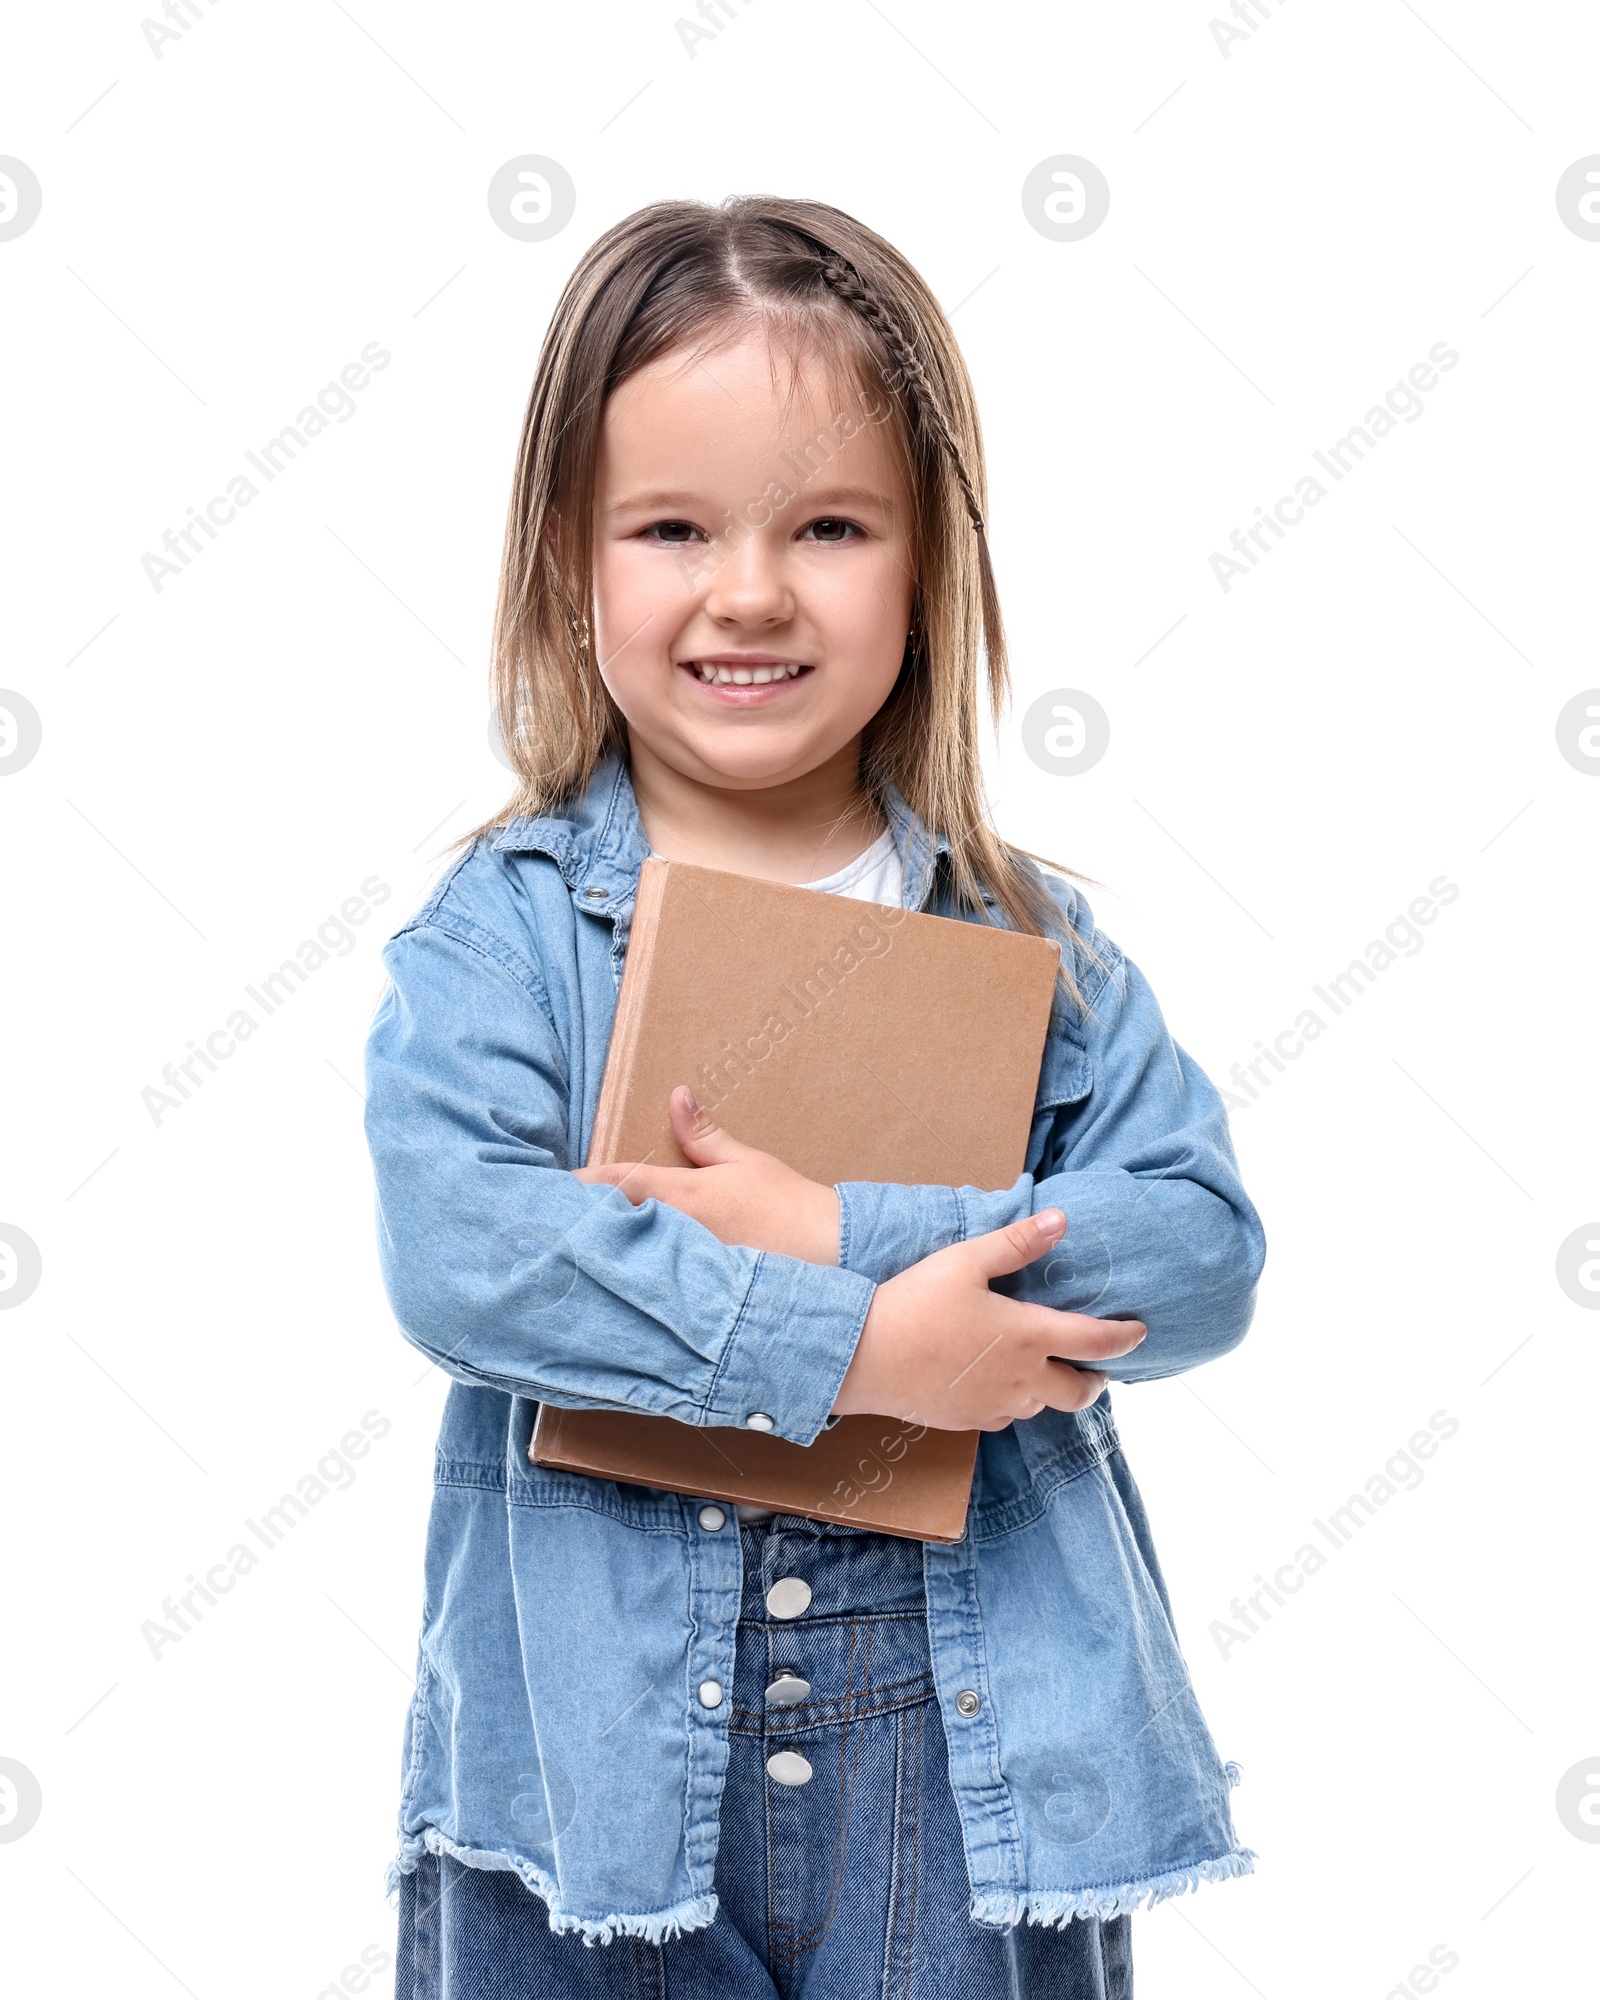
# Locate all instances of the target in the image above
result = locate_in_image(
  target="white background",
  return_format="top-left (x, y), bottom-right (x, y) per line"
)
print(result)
top-left (2, 2), bottom-right (1597, 1995)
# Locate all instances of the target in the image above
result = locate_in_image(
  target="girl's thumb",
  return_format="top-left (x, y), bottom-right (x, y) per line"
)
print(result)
top-left (964, 1210), bottom-right (1067, 1280)
top-left (669, 1085), bottom-right (745, 1164)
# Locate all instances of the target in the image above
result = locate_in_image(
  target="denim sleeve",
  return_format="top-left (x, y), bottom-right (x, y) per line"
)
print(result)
top-left (834, 935), bottom-right (1266, 1381)
top-left (363, 922), bottom-right (875, 1445)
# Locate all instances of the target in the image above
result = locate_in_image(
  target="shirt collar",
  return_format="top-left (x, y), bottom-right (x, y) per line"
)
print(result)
top-left (491, 748), bottom-right (958, 914)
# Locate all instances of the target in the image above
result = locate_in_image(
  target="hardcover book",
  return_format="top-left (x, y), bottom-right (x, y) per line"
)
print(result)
top-left (529, 857), bottom-right (1061, 1542)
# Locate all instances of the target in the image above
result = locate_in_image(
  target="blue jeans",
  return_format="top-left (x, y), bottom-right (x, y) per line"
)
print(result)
top-left (395, 1519), bottom-right (1132, 1998)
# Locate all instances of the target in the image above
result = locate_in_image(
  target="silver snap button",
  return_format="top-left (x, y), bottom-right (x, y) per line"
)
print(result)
top-left (582, 887), bottom-right (605, 901)
top-left (765, 1671), bottom-right (811, 1707)
top-left (697, 1679), bottom-right (723, 1709)
top-left (697, 1504), bottom-right (726, 1531)
top-left (765, 1577), bottom-right (812, 1620)
top-left (955, 1689), bottom-right (981, 1718)
top-left (745, 1412), bottom-right (775, 1432)
top-left (765, 1750), bottom-right (813, 1787)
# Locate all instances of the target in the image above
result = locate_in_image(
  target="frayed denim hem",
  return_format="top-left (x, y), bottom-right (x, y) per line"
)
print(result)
top-left (969, 1846), bottom-right (1257, 1929)
top-left (385, 1825), bottom-right (720, 1946)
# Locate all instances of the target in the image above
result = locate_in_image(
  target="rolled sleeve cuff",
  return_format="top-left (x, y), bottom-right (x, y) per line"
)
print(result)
top-left (948, 1175), bottom-right (1038, 1245)
top-left (837, 1177), bottom-right (1030, 1284)
top-left (701, 1252), bottom-right (878, 1446)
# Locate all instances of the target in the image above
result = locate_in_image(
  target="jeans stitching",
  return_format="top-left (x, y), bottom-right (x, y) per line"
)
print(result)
top-left (1109, 1911), bottom-right (1134, 1998)
top-left (630, 1935), bottom-right (663, 2000)
top-left (903, 1704), bottom-right (926, 2000)
top-left (883, 1703), bottom-right (921, 2000)
top-left (404, 1855), bottom-right (438, 2000)
top-left (728, 1671), bottom-right (937, 1733)
top-left (910, 1703), bottom-right (928, 2000)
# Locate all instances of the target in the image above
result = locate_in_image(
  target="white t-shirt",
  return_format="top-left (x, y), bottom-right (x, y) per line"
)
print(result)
top-left (792, 824), bottom-right (904, 908)
top-left (648, 826), bottom-right (905, 1523)
top-left (646, 825), bottom-right (904, 907)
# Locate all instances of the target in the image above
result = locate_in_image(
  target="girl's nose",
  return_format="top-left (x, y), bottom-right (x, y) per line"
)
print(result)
top-left (700, 532), bottom-right (794, 629)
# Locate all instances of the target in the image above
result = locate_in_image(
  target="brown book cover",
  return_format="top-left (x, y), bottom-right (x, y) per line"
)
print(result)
top-left (530, 857), bottom-right (1061, 1542)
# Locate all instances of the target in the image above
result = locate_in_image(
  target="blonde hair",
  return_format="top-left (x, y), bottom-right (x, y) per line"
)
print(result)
top-left (463, 194), bottom-right (1089, 989)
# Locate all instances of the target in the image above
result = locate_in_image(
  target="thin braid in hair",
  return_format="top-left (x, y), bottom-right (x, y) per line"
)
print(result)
top-left (813, 249), bottom-right (1007, 725)
top-left (814, 255), bottom-right (985, 531)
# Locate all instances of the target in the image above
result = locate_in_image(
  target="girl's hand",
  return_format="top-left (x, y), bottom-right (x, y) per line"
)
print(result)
top-left (573, 1086), bottom-right (841, 1264)
top-left (832, 1209), bottom-right (1147, 1431)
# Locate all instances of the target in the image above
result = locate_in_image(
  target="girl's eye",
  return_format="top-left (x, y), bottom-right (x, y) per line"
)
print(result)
top-left (803, 517), bottom-right (862, 544)
top-left (641, 520), bottom-right (704, 546)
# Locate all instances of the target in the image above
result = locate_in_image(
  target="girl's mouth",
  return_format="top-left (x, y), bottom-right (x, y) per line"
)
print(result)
top-left (678, 657), bottom-right (812, 696)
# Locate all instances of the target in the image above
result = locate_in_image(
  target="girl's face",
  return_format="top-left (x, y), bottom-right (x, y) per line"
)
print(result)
top-left (591, 327), bottom-right (916, 793)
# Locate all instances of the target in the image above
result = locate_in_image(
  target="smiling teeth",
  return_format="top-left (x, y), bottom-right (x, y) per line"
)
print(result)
top-left (692, 662), bottom-right (803, 684)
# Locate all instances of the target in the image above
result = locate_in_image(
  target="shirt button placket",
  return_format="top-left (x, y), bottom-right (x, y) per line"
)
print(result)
top-left (689, 1501), bottom-right (734, 1754)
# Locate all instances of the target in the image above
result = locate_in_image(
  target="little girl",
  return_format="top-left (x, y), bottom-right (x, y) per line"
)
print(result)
top-left (365, 196), bottom-right (1266, 2000)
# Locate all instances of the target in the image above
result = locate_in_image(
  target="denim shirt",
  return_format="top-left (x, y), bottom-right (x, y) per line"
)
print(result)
top-left (363, 750), bottom-right (1266, 1944)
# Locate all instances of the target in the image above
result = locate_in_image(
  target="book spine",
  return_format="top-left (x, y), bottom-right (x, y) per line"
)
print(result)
top-left (586, 858), bottom-right (667, 1166)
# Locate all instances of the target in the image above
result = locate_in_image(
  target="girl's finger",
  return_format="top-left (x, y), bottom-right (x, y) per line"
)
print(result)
top-left (1032, 1309), bottom-right (1146, 1361)
top-left (959, 1211), bottom-right (1068, 1282)
top-left (576, 1163), bottom-right (673, 1207)
top-left (1037, 1361), bottom-right (1111, 1412)
top-left (668, 1086), bottom-right (754, 1167)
